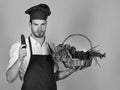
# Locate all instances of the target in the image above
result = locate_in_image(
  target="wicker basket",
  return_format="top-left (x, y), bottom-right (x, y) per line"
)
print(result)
top-left (53, 34), bottom-right (105, 69)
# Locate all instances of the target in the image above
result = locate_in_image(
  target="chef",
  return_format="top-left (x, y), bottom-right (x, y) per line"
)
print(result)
top-left (6, 3), bottom-right (81, 90)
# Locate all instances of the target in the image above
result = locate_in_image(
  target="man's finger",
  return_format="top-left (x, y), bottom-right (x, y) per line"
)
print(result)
top-left (21, 44), bottom-right (26, 49)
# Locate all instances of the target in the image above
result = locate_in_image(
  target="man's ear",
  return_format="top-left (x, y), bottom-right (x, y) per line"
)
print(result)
top-left (29, 22), bottom-right (32, 27)
top-left (45, 21), bottom-right (48, 26)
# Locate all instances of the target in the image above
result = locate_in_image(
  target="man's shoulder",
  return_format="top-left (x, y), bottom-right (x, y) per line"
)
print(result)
top-left (11, 41), bottom-right (20, 49)
top-left (47, 41), bottom-right (56, 48)
top-left (46, 40), bottom-right (55, 45)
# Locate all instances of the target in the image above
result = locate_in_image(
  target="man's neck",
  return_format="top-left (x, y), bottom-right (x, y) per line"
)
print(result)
top-left (30, 34), bottom-right (45, 46)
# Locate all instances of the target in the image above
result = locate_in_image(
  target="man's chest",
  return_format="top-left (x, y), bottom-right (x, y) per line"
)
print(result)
top-left (21, 41), bottom-right (52, 73)
top-left (31, 42), bottom-right (51, 55)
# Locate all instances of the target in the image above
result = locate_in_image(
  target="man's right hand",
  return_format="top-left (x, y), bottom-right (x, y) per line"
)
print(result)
top-left (18, 44), bottom-right (27, 61)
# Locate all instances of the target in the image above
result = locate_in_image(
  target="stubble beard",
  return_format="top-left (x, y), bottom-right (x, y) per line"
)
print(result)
top-left (33, 31), bottom-right (45, 38)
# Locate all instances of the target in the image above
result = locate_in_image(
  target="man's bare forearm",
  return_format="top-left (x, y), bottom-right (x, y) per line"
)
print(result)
top-left (6, 58), bottom-right (23, 83)
top-left (6, 45), bottom-right (27, 83)
top-left (55, 68), bottom-right (76, 81)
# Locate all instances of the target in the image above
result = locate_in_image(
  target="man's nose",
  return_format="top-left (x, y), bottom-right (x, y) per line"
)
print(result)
top-left (38, 25), bottom-right (42, 30)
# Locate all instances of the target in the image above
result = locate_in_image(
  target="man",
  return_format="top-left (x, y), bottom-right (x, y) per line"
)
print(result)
top-left (6, 3), bottom-right (81, 90)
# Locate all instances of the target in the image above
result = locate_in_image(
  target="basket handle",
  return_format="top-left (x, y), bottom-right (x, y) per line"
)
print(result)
top-left (61, 34), bottom-right (93, 49)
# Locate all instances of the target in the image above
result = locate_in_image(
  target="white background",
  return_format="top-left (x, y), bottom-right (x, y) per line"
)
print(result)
top-left (0, 0), bottom-right (120, 90)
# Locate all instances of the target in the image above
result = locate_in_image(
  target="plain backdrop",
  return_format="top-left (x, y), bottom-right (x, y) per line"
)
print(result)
top-left (0, 0), bottom-right (120, 90)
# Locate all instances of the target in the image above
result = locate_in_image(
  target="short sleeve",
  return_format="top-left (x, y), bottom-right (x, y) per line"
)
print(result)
top-left (48, 41), bottom-right (57, 53)
top-left (6, 42), bottom-right (20, 71)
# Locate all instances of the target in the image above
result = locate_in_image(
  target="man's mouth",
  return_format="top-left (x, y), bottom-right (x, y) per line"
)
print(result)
top-left (37, 30), bottom-right (43, 34)
top-left (36, 30), bottom-right (44, 36)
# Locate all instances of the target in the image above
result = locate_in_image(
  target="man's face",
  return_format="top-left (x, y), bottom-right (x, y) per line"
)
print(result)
top-left (30, 19), bottom-right (47, 38)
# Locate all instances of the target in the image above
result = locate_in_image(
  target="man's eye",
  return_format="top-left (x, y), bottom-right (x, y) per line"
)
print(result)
top-left (34, 24), bottom-right (38, 25)
top-left (41, 23), bottom-right (46, 25)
